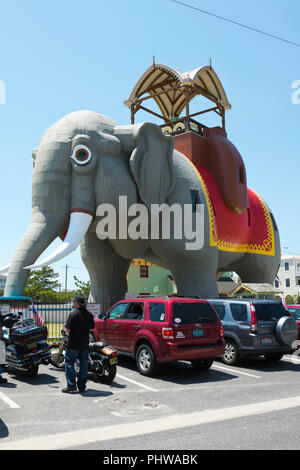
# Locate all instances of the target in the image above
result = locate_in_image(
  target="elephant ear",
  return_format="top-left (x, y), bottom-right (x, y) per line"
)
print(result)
top-left (114, 123), bottom-right (175, 210)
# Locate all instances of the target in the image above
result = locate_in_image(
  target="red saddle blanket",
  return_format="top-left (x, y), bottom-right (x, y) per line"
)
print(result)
top-left (194, 164), bottom-right (275, 256)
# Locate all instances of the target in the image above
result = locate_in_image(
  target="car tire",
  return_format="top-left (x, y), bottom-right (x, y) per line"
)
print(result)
top-left (222, 340), bottom-right (241, 366)
top-left (264, 353), bottom-right (284, 362)
top-left (136, 343), bottom-right (158, 377)
top-left (191, 359), bottom-right (213, 370)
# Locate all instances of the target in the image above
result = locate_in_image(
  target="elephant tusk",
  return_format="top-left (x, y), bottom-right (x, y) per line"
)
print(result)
top-left (23, 212), bottom-right (93, 270)
top-left (0, 264), bottom-right (11, 274)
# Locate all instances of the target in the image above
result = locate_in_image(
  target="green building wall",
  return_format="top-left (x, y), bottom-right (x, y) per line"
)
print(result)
top-left (127, 264), bottom-right (177, 297)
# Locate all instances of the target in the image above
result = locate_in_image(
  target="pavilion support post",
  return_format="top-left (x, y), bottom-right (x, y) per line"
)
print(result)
top-left (221, 107), bottom-right (226, 130)
top-left (185, 91), bottom-right (191, 131)
top-left (131, 105), bottom-right (135, 125)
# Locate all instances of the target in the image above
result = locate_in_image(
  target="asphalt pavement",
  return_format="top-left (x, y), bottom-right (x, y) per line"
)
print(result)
top-left (1, 354), bottom-right (300, 450)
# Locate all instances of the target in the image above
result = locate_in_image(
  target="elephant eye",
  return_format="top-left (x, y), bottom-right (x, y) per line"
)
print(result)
top-left (71, 145), bottom-right (91, 165)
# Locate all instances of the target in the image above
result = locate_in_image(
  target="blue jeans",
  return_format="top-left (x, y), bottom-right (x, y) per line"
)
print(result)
top-left (65, 349), bottom-right (89, 391)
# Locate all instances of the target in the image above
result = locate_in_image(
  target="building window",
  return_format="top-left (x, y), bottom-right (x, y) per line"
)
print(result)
top-left (286, 279), bottom-right (290, 288)
top-left (140, 266), bottom-right (149, 278)
top-left (275, 280), bottom-right (279, 288)
top-left (285, 262), bottom-right (289, 271)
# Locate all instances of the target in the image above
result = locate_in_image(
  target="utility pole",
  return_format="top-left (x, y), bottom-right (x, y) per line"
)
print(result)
top-left (63, 264), bottom-right (70, 292)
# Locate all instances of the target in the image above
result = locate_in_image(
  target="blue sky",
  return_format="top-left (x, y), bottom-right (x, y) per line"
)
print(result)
top-left (0, 0), bottom-right (299, 289)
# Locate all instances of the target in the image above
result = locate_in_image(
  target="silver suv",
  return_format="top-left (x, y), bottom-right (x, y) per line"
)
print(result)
top-left (208, 299), bottom-right (298, 365)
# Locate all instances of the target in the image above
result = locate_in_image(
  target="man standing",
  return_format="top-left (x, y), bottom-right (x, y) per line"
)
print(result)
top-left (63, 296), bottom-right (95, 394)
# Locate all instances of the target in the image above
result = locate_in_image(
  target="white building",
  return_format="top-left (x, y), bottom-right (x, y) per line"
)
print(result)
top-left (0, 275), bottom-right (6, 292)
top-left (274, 255), bottom-right (300, 303)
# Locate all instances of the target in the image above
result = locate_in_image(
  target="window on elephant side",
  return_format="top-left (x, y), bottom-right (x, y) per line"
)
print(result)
top-left (270, 213), bottom-right (278, 232)
top-left (190, 190), bottom-right (200, 212)
top-left (237, 165), bottom-right (245, 184)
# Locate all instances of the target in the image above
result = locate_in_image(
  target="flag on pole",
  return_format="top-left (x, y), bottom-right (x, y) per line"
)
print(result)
top-left (275, 275), bottom-right (282, 285)
top-left (32, 304), bottom-right (45, 328)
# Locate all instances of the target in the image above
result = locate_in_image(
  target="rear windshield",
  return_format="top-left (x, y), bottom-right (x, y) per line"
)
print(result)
top-left (287, 308), bottom-right (300, 321)
top-left (254, 302), bottom-right (288, 322)
top-left (172, 302), bottom-right (219, 324)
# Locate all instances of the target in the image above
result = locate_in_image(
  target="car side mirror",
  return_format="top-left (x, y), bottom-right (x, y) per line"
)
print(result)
top-left (98, 312), bottom-right (106, 320)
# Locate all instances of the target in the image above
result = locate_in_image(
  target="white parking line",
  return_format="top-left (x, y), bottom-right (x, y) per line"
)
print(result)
top-left (3, 394), bottom-right (300, 449)
top-left (283, 355), bottom-right (300, 364)
top-left (0, 391), bottom-right (20, 409)
top-left (212, 364), bottom-right (262, 379)
top-left (116, 374), bottom-right (159, 392)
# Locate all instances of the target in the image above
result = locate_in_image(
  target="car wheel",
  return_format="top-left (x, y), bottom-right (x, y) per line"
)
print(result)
top-left (136, 344), bottom-right (158, 377)
top-left (222, 340), bottom-right (240, 366)
top-left (191, 359), bottom-right (213, 370)
top-left (264, 353), bottom-right (284, 362)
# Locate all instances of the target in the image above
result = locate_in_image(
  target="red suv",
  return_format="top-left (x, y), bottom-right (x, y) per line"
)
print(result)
top-left (93, 296), bottom-right (225, 376)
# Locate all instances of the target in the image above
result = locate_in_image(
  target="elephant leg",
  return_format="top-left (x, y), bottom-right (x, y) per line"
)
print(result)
top-left (81, 232), bottom-right (132, 312)
top-left (169, 259), bottom-right (218, 299)
top-left (234, 252), bottom-right (280, 284)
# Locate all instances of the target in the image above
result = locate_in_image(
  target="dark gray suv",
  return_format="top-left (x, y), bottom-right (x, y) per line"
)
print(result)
top-left (208, 299), bottom-right (298, 365)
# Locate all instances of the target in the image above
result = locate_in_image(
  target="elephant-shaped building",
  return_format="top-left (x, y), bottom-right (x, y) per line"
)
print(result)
top-left (0, 62), bottom-right (280, 310)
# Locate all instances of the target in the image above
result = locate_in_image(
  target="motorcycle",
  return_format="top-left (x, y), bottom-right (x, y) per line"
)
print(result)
top-left (49, 330), bottom-right (118, 383)
top-left (1, 313), bottom-right (51, 378)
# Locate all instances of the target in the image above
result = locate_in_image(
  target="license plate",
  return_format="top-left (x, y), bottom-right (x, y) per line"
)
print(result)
top-left (27, 343), bottom-right (37, 349)
top-left (110, 357), bottom-right (118, 365)
top-left (193, 329), bottom-right (204, 337)
top-left (262, 337), bottom-right (272, 345)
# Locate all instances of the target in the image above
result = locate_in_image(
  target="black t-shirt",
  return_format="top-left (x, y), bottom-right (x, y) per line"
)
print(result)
top-left (65, 307), bottom-right (95, 351)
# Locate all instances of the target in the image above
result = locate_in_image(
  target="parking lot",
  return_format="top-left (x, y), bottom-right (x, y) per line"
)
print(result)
top-left (1, 353), bottom-right (300, 450)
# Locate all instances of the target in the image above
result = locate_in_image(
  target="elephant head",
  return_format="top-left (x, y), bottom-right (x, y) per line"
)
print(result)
top-left (2, 110), bottom-right (176, 297)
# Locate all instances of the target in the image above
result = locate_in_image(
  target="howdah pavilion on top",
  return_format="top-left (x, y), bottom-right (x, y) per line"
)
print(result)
top-left (124, 60), bottom-right (231, 135)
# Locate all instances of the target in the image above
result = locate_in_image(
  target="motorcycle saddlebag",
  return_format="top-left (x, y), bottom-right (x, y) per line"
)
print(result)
top-left (11, 320), bottom-right (47, 346)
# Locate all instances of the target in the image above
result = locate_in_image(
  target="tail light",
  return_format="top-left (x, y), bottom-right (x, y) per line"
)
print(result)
top-left (162, 328), bottom-right (174, 340)
top-left (110, 351), bottom-right (117, 358)
top-left (250, 304), bottom-right (257, 333)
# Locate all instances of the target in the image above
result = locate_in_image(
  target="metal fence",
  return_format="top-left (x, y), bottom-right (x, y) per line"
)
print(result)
top-left (1, 295), bottom-right (156, 342)
top-left (1, 301), bottom-right (102, 342)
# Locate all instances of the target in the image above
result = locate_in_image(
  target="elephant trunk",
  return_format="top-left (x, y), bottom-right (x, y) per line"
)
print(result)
top-left (4, 211), bottom-right (67, 297)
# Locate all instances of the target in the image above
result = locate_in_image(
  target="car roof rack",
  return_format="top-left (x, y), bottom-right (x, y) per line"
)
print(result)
top-left (172, 295), bottom-right (201, 299)
top-left (134, 295), bottom-right (170, 299)
top-left (132, 295), bottom-right (202, 300)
